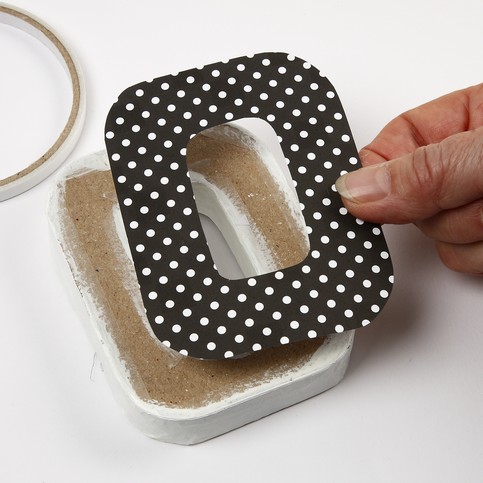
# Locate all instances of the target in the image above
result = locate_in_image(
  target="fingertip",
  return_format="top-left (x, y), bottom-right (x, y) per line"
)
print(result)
top-left (335, 164), bottom-right (391, 204)
top-left (335, 174), bottom-right (355, 203)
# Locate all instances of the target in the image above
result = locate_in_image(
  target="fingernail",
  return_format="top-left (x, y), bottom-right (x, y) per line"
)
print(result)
top-left (336, 164), bottom-right (391, 203)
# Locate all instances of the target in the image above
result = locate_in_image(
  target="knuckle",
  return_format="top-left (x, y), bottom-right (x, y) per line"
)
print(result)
top-left (455, 129), bottom-right (483, 197)
top-left (406, 145), bottom-right (446, 208)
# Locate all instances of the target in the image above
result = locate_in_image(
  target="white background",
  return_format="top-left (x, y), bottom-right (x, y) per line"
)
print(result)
top-left (1, 0), bottom-right (482, 481)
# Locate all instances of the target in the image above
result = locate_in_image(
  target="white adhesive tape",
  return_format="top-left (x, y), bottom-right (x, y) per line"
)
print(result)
top-left (0, 3), bottom-right (86, 201)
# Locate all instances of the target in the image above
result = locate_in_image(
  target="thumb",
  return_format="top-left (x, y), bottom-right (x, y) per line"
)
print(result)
top-left (335, 127), bottom-right (483, 224)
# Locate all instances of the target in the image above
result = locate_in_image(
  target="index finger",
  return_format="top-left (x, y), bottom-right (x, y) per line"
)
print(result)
top-left (360, 83), bottom-right (483, 166)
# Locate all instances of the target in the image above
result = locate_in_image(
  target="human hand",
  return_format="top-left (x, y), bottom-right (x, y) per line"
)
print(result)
top-left (335, 84), bottom-right (483, 275)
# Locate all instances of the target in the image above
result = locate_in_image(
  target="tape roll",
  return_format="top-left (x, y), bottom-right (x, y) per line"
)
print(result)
top-left (0, 3), bottom-right (86, 201)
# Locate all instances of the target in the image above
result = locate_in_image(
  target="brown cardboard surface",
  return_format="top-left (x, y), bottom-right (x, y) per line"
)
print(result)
top-left (61, 167), bottom-right (324, 408)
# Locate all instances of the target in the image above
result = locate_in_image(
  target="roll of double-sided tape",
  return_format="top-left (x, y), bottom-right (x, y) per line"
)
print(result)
top-left (0, 3), bottom-right (86, 201)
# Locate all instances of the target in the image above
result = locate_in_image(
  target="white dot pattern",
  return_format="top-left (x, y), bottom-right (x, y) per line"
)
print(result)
top-left (105, 52), bottom-right (394, 360)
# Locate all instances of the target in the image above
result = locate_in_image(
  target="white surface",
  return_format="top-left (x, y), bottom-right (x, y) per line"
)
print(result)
top-left (48, 151), bottom-right (353, 445)
top-left (0, 0), bottom-right (481, 481)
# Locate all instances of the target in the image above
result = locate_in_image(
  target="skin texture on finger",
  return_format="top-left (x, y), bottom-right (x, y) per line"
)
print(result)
top-left (337, 127), bottom-right (483, 224)
top-left (436, 240), bottom-right (483, 275)
top-left (359, 83), bottom-right (483, 167)
top-left (417, 199), bottom-right (483, 244)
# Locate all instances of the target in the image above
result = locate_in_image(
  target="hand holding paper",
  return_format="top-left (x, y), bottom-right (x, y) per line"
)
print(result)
top-left (336, 84), bottom-right (483, 274)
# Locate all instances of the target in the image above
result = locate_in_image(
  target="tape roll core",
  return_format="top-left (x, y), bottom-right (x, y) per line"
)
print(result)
top-left (0, 3), bottom-right (86, 201)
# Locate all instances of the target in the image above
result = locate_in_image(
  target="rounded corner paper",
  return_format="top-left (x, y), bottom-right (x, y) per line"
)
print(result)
top-left (104, 52), bottom-right (394, 360)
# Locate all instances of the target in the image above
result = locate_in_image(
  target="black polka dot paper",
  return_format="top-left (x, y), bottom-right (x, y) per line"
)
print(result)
top-left (104, 52), bottom-right (394, 360)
